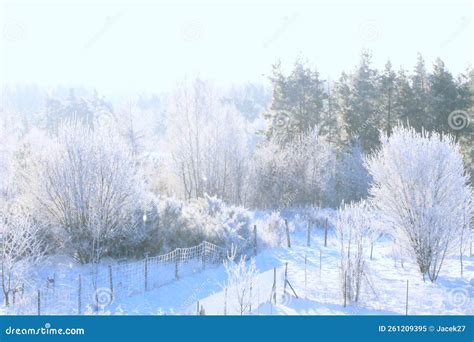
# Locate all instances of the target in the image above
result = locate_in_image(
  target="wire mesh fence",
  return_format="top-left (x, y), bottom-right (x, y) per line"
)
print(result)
top-left (4, 241), bottom-right (227, 315)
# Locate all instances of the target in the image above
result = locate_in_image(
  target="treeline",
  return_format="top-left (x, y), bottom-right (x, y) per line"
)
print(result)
top-left (265, 51), bottom-right (472, 151)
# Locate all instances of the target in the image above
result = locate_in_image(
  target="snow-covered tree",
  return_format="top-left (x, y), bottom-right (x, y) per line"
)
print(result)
top-left (250, 128), bottom-right (336, 208)
top-left (166, 80), bottom-right (251, 204)
top-left (335, 201), bottom-right (370, 305)
top-left (223, 249), bottom-right (258, 315)
top-left (365, 126), bottom-right (473, 282)
top-left (28, 124), bottom-right (143, 263)
top-left (0, 203), bottom-right (44, 306)
top-left (335, 142), bottom-right (370, 204)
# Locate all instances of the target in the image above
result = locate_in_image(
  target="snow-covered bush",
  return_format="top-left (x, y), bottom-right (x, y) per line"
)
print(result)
top-left (365, 126), bottom-right (473, 282)
top-left (334, 143), bottom-right (370, 204)
top-left (155, 195), bottom-right (254, 253)
top-left (165, 80), bottom-right (251, 204)
top-left (223, 249), bottom-right (258, 315)
top-left (28, 124), bottom-right (144, 264)
top-left (250, 128), bottom-right (336, 208)
top-left (254, 211), bottom-right (286, 248)
top-left (335, 201), bottom-right (371, 305)
top-left (0, 203), bottom-right (44, 306)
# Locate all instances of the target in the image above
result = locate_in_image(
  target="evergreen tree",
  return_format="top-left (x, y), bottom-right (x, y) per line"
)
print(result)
top-left (393, 68), bottom-right (415, 126)
top-left (410, 53), bottom-right (430, 130)
top-left (428, 58), bottom-right (458, 133)
top-left (378, 61), bottom-right (397, 136)
top-left (341, 50), bottom-right (380, 151)
top-left (265, 59), bottom-right (327, 144)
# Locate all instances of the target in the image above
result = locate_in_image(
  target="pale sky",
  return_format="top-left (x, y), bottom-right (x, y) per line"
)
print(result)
top-left (1, 0), bottom-right (473, 95)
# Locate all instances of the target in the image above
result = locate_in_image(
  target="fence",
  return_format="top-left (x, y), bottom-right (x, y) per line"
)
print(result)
top-left (9, 241), bottom-right (227, 315)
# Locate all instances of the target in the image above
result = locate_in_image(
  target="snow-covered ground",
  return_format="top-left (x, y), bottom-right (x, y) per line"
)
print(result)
top-left (5, 224), bottom-right (470, 316)
top-left (120, 230), bottom-right (474, 315)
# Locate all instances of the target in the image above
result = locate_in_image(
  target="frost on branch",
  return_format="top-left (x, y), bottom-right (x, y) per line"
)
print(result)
top-left (0, 203), bottom-right (44, 306)
top-left (365, 126), bottom-right (473, 282)
top-left (30, 124), bottom-right (143, 264)
top-left (335, 201), bottom-right (371, 305)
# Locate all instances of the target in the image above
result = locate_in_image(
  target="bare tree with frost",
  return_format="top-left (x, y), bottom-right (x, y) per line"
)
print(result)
top-left (0, 203), bottom-right (44, 306)
top-left (365, 126), bottom-right (473, 282)
top-left (335, 201), bottom-right (370, 305)
top-left (223, 247), bottom-right (258, 315)
top-left (166, 80), bottom-right (250, 204)
top-left (29, 124), bottom-right (142, 263)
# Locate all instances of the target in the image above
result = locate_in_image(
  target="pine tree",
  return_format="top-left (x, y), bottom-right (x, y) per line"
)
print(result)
top-left (378, 61), bottom-right (397, 136)
top-left (428, 58), bottom-right (458, 133)
top-left (410, 53), bottom-right (430, 130)
top-left (341, 50), bottom-right (380, 151)
top-left (393, 68), bottom-right (415, 126)
top-left (265, 59), bottom-right (327, 144)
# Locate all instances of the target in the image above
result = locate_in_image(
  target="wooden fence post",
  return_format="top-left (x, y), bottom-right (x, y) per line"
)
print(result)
top-left (272, 267), bottom-right (277, 304)
top-left (144, 257), bottom-right (149, 291)
top-left (285, 219), bottom-right (291, 248)
top-left (343, 271), bottom-right (347, 308)
top-left (175, 249), bottom-right (180, 280)
top-left (283, 262), bottom-right (288, 295)
top-left (224, 287), bottom-right (227, 315)
top-left (253, 225), bottom-right (257, 256)
top-left (78, 274), bottom-right (82, 315)
top-left (108, 265), bottom-right (113, 295)
top-left (304, 255), bottom-right (307, 292)
top-left (307, 221), bottom-right (311, 247)
top-left (202, 243), bottom-right (207, 270)
top-left (37, 289), bottom-right (41, 316)
top-left (196, 301), bottom-right (200, 315)
top-left (405, 280), bottom-right (409, 315)
top-left (319, 249), bottom-right (322, 274)
top-left (324, 218), bottom-right (328, 247)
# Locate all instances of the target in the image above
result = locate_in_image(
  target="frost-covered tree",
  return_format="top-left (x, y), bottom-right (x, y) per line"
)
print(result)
top-left (335, 201), bottom-right (370, 305)
top-left (365, 126), bottom-right (473, 282)
top-left (223, 249), bottom-right (258, 315)
top-left (250, 128), bottom-right (336, 208)
top-left (28, 124), bottom-right (142, 263)
top-left (334, 143), bottom-right (370, 204)
top-left (166, 80), bottom-right (250, 204)
top-left (264, 60), bottom-right (327, 144)
top-left (0, 203), bottom-right (44, 306)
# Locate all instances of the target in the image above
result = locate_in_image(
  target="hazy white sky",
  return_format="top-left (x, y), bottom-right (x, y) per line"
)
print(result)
top-left (1, 0), bottom-right (472, 94)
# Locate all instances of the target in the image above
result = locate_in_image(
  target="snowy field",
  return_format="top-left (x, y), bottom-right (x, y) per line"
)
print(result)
top-left (3, 220), bottom-right (471, 316)
top-left (111, 231), bottom-right (474, 316)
